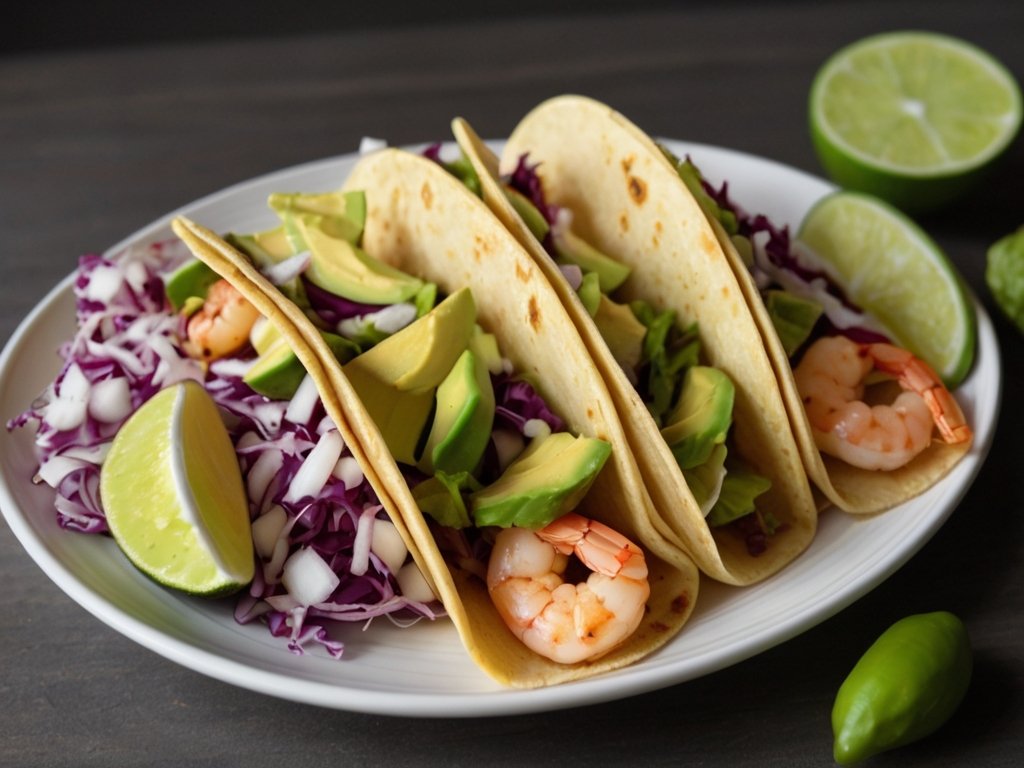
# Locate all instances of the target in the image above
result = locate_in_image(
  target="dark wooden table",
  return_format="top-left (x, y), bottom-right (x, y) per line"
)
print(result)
top-left (3, 3), bottom-right (1021, 766)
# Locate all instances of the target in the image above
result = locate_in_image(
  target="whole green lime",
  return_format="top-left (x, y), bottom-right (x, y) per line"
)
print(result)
top-left (986, 226), bottom-right (1024, 335)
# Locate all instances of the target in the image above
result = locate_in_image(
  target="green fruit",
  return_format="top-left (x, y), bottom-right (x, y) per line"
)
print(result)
top-left (832, 611), bottom-right (972, 765)
top-left (986, 226), bottom-right (1024, 335)
top-left (798, 191), bottom-right (975, 387)
top-left (100, 381), bottom-right (254, 596)
top-left (809, 31), bottom-right (1022, 213)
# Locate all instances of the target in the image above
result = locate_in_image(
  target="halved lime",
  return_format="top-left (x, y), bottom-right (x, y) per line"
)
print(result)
top-left (798, 191), bottom-right (976, 387)
top-left (810, 31), bottom-right (1022, 212)
top-left (100, 380), bottom-right (254, 596)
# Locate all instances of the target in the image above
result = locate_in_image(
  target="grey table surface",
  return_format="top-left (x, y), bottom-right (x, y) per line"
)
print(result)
top-left (2, 2), bottom-right (1022, 766)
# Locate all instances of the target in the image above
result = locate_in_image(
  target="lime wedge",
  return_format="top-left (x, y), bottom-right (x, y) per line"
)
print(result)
top-left (100, 380), bottom-right (254, 596)
top-left (798, 191), bottom-right (976, 387)
top-left (810, 31), bottom-right (1022, 212)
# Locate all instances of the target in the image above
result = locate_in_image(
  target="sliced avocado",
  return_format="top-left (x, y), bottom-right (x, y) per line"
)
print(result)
top-left (269, 190), bottom-right (366, 245)
top-left (343, 288), bottom-right (477, 464)
top-left (419, 348), bottom-right (495, 475)
top-left (244, 332), bottom-right (359, 400)
top-left (592, 294), bottom-right (647, 377)
top-left (576, 271), bottom-right (602, 317)
top-left (296, 216), bottom-right (425, 305)
top-left (765, 289), bottom-right (823, 358)
top-left (503, 185), bottom-right (550, 241)
top-left (249, 316), bottom-right (278, 356)
top-left (468, 325), bottom-right (503, 375)
top-left (469, 432), bottom-right (612, 529)
top-left (226, 226), bottom-right (295, 269)
top-left (165, 259), bottom-right (220, 312)
top-left (551, 227), bottom-right (631, 293)
top-left (660, 365), bottom-right (735, 470)
top-left (412, 471), bottom-right (482, 529)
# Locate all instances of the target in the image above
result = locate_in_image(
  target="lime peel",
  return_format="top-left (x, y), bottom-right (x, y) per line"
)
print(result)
top-left (798, 191), bottom-right (976, 387)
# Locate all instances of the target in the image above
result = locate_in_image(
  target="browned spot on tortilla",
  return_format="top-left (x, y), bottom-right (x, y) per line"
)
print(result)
top-left (721, 285), bottom-right (730, 300)
top-left (515, 260), bottom-right (531, 283)
top-left (528, 295), bottom-right (541, 330)
top-left (700, 230), bottom-right (717, 255)
top-left (651, 233), bottom-right (660, 248)
top-left (421, 182), bottom-right (433, 210)
top-left (650, 621), bottom-right (671, 633)
top-left (621, 154), bottom-right (634, 173)
top-left (655, 220), bottom-right (663, 234)
top-left (586, 407), bottom-right (595, 419)
top-left (619, 212), bottom-right (629, 233)
top-left (672, 594), bottom-right (690, 613)
top-left (627, 175), bottom-right (647, 205)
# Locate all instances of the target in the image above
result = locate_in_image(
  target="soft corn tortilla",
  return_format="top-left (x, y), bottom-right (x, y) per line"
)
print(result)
top-left (172, 147), bottom-right (699, 687)
top-left (453, 97), bottom-right (817, 586)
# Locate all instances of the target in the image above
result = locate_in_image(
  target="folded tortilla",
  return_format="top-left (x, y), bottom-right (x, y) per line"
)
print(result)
top-left (172, 146), bottom-right (699, 688)
top-left (453, 95), bottom-right (818, 585)
top-left (695, 188), bottom-right (974, 515)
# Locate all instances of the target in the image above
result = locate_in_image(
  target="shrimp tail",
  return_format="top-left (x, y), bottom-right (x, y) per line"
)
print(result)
top-left (871, 345), bottom-right (972, 446)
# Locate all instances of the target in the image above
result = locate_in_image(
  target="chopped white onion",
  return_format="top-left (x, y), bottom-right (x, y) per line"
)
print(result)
top-left (44, 398), bottom-right (88, 432)
top-left (263, 536), bottom-right (290, 584)
top-left (370, 303), bottom-right (418, 334)
top-left (283, 430), bottom-right (343, 504)
top-left (370, 519), bottom-right (407, 576)
top-left (84, 265), bottom-right (124, 303)
top-left (523, 418), bottom-right (552, 440)
top-left (350, 508), bottom-right (376, 576)
top-left (251, 505), bottom-right (288, 559)
top-left (59, 363), bottom-right (91, 401)
top-left (282, 547), bottom-right (340, 606)
top-left (331, 456), bottom-right (364, 490)
top-left (284, 374), bottom-right (319, 425)
top-left (338, 303), bottom-right (417, 339)
top-left (263, 251), bottom-right (311, 286)
top-left (208, 357), bottom-right (255, 379)
top-left (87, 377), bottom-right (132, 423)
top-left (246, 448), bottom-right (283, 505)
top-left (396, 562), bottom-right (438, 603)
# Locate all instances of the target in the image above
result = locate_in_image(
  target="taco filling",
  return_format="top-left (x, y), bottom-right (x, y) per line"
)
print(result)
top-left (428, 144), bottom-right (775, 555)
top-left (175, 183), bottom-right (668, 669)
top-left (663, 148), bottom-right (971, 480)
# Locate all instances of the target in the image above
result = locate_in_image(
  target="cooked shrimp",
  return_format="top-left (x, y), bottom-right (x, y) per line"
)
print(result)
top-left (183, 279), bottom-right (260, 361)
top-left (487, 513), bottom-right (650, 664)
top-left (794, 335), bottom-right (971, 471)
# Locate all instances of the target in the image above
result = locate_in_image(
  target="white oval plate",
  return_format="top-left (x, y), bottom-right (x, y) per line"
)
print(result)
top-left (0, 140), bottom-right (1000, 717)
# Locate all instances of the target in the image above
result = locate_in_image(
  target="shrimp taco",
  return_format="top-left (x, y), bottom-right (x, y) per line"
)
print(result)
top-left (445, 97), bottom-right (818, 586)
top-left (655, 151), bottom-right (973, 514)
top-left (170, 146), bottom-right (699, 688)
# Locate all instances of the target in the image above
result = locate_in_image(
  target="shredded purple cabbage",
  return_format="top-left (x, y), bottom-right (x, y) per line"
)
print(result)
top-left (8, 241), bottom-right (442, 659)
top-left (492, 374), bottom-right (565, 435)
top-left (505, 154), bottom-right (561, 226)
top-left (700, 176), bottom-right (889, 352)
top-left (303, 276), bottom-right (385, 327)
